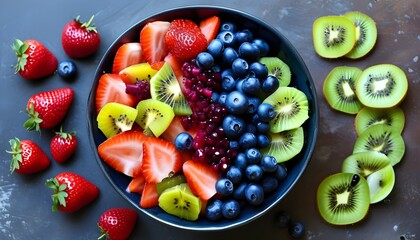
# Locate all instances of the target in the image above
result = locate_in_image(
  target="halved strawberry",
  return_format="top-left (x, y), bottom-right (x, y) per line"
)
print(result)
top-left (141, 137), bottom-right (182, 183)
top-left (127, 173), bottom-right (146, 194)
top-left (140, 182), bottom-right (159, 208)
top-left (112, 42), bottom-right (144, 74)
top-left (140, 21), bottom-right (170, 65)
top-left (182, 160), bottom-right (220, 201)
top-left (199, 16), bottom-right (221, 43)
top-left (161, 116), bottom-right (197, 143)
top-left (164, 54), bottom-right (186, 94)
top-left (95, 73), bottom-right (137, 113)
top-left (98, 131), bottom-right (148, 177)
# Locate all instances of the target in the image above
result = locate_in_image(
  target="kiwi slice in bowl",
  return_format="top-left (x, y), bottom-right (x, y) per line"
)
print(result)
top-left (366, 164), bottom-right (395, 204)
top-left (312, 16), bottom-right (356, 58)
top-left (259, 57), bottom-right (291, 87)
top-left (323, 66), bottom-right (363, 114)
top-left (317, 173), bottom-right (370, 225)
top-left (342, 151), bottom-right (391, 178)
top-left (343, 11), bottom-right (377, 59)
top-left (135, 98), bottom-right (175, 137)
top-left (355, 106), bottom-right (405, 135)
top-left (355, 64), bottom-right (408, 108)
top-left (353, 124), bottom-right (405, 166)
top-left (261, 127), bottom-right (304, 163)
top-left (97, 102), bottom-right (138, 138)
top-left (263, 87), bottom-right (309, 133)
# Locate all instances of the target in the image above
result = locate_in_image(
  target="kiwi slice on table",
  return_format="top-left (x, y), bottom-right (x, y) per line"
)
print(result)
top-left (158, 183), bottom-right (202, 221)
top-left (259, 57), bottom-right (291, 87)
top-left (367, 164), bottom-right (395, 204)
top-left (317, 173), bottom-right (370, 225)
top-left (323, 66), bottom-right (363, 114)
top-left (135, 98), bottom-right (175, 137)
top-left (150, 62), bottom-right (192, 116)
top-left (261, 127), bottom-right (304, 163)
top-left (355, 64), bottom-right (408, 108)
top-left (97, 102), bottom-right (138, 138)
top-left (343, 11), bottom-right (377, 59)
top-left (156, 174), bottom-right (187, 195)
top-left (263, 87), bottom-right (309, 133)
top-left (342, 151), bottom-right (391, 178)
top-left (353, 124), bottom-right (405, 166)
top-left (312, 16), bottom-right (356, 58)
top-left (355, 106), bottom-right (405, 135)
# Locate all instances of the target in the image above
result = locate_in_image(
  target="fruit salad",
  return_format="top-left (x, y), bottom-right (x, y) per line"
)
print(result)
top-left (94, 15), bottom-right (310, 222)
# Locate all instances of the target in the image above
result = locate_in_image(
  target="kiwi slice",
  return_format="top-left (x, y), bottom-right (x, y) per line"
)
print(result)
top-left (135, 99), bottom-right (175, 137)
top-left (312, 16), bottom-right (356, 58)
top-left (367, 164), bottom-right (395, 204)
top-left (344, 11), bottom-right (377, 59)
top-left (97, 102), bottom-right (138, 138)
top-left (355, 64), bottom-right (408, 108)
top-left (259, 57), bottom-right (291, 87)
top-left (353, 124), bottom-right (405, 166)
top-left (150, 62), bottom-right (192, 116)
top-left (317, 173), bottom-right (370, 225)
top-left (342, 151), bottom-right (391, 178)
top-left (119, 62), bottom-right (158, 84)
top-left (263, 86), bottom-right (309, 133)
top-left (262, 127), bottom-right (304, 163)
top-left (323, 66), bottom-right (363, 114)
top-left (156, 174), bottom-right (187, 195)
top-left (355, 106), bottom-right (405, 135)
top-left (158, 183), bottom-right (202, 221)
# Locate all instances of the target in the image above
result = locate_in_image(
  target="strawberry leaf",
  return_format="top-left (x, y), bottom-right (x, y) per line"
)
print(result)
top-left (23, 103), bottom-right (43, 131)
top-left (45, 177), bottom-right (68, 212)
top-left (6, 137), bottom-right (23, 173)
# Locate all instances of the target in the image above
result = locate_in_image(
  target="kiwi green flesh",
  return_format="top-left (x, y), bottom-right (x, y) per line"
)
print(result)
top-left (156, 174), bottom-right (187, 195)
top-left (313, 16), bottom-right (357, 58)
top-left (344, 11), bottom-right (377, 59)
top-left (353, 124), bottom-right (405, 166)
top-left (150, 62), bottom-right (192, 116)
top-left (263, 86), bottom-right (309, 133)
top-left (97, 102), bottom-right (138, 138)
top-left (261, 127), bottom-right (304, 163)
top-left (342, 151), bottom-right (391, 178)
top-left (317, 173), bottom-right (370, 225)
top-left (259, 57), bottom-right (291, 87)
top-left (355, 64), bottom-right (408, 108)
top-left (323, 66), bottom-right (363, 114)
top-left (355, 106), bottom-right (405, 135)
top-left (135, 99), bottom-right (175, 137)
top-left (367, 164), bottom-right (395, 204)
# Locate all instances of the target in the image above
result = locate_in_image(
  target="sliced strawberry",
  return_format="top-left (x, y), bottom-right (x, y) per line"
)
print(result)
top-left (98, 131), bottom-right (148, 177)
top-left (199, 16), bottom-right (221, 43)
top-left (95, 73), bottom-right (137, 113)
top-left (140, 182), bottom-right (159, 208)
top-left (161, 116), bottom-right (197, 143)
top-left (150, 61), bottom-right (165, 70)
top-left (183, 160), bottom-right (220, 201)
top-left (141, 137), bottom-right (182, 183)
top-left (127, 173), bottom-right (146, 194)
top-left (140, 21), bottom-right (170, 65)
top-left (165, 27), bottom-right (207, 62)
top-left (164, 54), bottom-right (186, 94)
top-left (112, 42), bottom-right (144, 74)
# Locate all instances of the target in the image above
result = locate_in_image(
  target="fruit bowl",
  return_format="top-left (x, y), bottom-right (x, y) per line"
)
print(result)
top-left (87, 5), bottom-right (318, 230)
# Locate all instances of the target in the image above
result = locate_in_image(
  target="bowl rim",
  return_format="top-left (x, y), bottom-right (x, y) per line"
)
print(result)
top-left (87, 4), bottom-right (319, 231)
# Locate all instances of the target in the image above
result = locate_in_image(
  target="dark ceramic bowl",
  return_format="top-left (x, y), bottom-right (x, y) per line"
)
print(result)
top-left (87, 5), bottom-right (318, 230)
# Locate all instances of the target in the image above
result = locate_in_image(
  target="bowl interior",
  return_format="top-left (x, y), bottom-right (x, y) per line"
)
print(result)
top-left (87, 6), bottom-right (318, 230)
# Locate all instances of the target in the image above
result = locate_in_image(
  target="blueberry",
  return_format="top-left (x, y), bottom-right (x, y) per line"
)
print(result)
top-left (244, 183), bottom-right (264, 205)
top-left (226, 166), bottom-right (243, 184)
top-left (261, 176), bottom-right (279, 193)
top-left (217, 30), bottom-right (236, 47)
top-left (211, 92), bottom-right (220, 102)
top-left (229, 140), bottom-right (239, 149)
top-left (246, 123), bottom-right (257, 134)
top-left (218, 92), bottom-right (228, 105)
top-left (249, 62), bottom-right (268, 80)
top-left (232, 182), bottom-right (248, 200)
top-left (215, 178), bottom-right (234, 196)
top-left (260, 155), bottom-right (278, 172)
top-left (275, 210), bottom-right (291, 228)
top-left (220, 22), bottom-right (237, 32)
top-left (174, 132), bottom-right (193, 151)
top-left (222, 114), bottom-right (246, 138)
top-left (273, 164), bottom-right (288, 181)
top-left (257, 103), bottom-right (276, 122)
top-left (252, 38), bottom-right (270, 56)
top-left (247, 97), bottom-right (261, 115)
top-left (222, 47), bottom-right (239, 67)
top-left (256, 121), bottom-right (270, 134)
top-left (238, 42), bottom-right (260, 62)
top-left (257, 134), bottom-right (270, 148)
top-left (235, 29), bottom-right (253, 45)
top-left (232, 58), bottom-right (249, 77)
top-left (207, 39), bottom-right (224, 58)
top-left (221, 68), bottom-right (236, 79)
top-left (262, 75), bottom-right (280, 94)
top-left (205, 199), bottom-right (223, 221)
top-left (245, 164), bottom-right (263, 181)
top-left (196, 52), bottom-right (214, 70)
top-left (242, 76), bottom-right (261, 96)
top-left (222, 199), bottom-right (241, 219)
top-left (239, 132), bottom-right (257, 149)
top-left (57, 60), bottom-right (77, 80)
top-left (251, 113), bottom-right (260, 124)
top-left (234, 152), bottom-right (248, 171)
top-left (245, 148), bottom-right (262, 164)
top-left (235, 78), bottom-right (245, 92)
top-left (222, 75), bottom-right (236, 92)
top-left (225, 91), bottom-right (249, 114)
top-left (288, 220), bottom-right (305, 239)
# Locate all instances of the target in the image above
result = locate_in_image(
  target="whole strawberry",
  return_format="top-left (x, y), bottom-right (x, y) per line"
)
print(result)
top-left (98, 208), bottom-right (137, 240)
top-left (12, 39), bottom-right (58, 80)
top-left (50, 128), bottom-right (78, 163)
top-left (62, 15), bottom-right (100, 58)
top-left (45, 172), bottom-right (99, 213)
top-left (24, 87), bottom-right (74, 131)
top-left (7, 137), bottom-right (50, 174)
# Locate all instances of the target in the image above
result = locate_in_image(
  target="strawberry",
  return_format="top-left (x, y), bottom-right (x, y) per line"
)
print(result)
top-left (141, 137), bottom-right (183, 183)
top-left (112, 42), bottom-right (144, 74)
top-left (62, 15), bottom-right (100, 58)
top-left (46, 172), bottom-right (99, 213)
top-left (98, 131), bottom-right (148, 177)
top-left (161, 116), bottom-right (197, 143)
top-left (164, 54), bottom-right (186, 93)
top-left (199, 16), bottom-right (221, 43)
top-left (50, 127), bottom-right (78, 163)
top-left (182, 160), bottom-right (219, 201)
top-left (95, 73), bottom-right (137, 113)
top-left (98, 208), bottom-right (137, 240)
top-left (7, 137), bottom-right (50, 174)
top-left (140, 182), bottom-right (159, 208)
top-left (127, 173), bottom-right (146, 194)
top-left (12, 39), bottom-right (58, 80)
top-left (170, 19), bottom-right (201, 31)
top-left (140, 21), bottom-right (170, 65)
top-left (24, 87), bottom-right (74, 131)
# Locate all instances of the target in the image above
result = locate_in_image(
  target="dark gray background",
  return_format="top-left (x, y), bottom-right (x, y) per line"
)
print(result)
top-left (1, 0), bottom-right (419, 239)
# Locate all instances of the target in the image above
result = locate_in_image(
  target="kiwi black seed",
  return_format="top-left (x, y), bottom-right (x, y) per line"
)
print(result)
top-left (355, 106), bottom-right (405, 135)
top-left (135, 98), bottom-right (175, 137)
top-left (342, 151), bottom-right (391, 178)
top-left (262, 127), bottom-right (304, 163)
top-left (97, 102), bottom-right (138, 138)
top-left (317, 173), bottom-right (370, 225)
top-left (323, 66), bottom-right (363, 114)
top-left (344, 11), bottom-right (377, 59)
